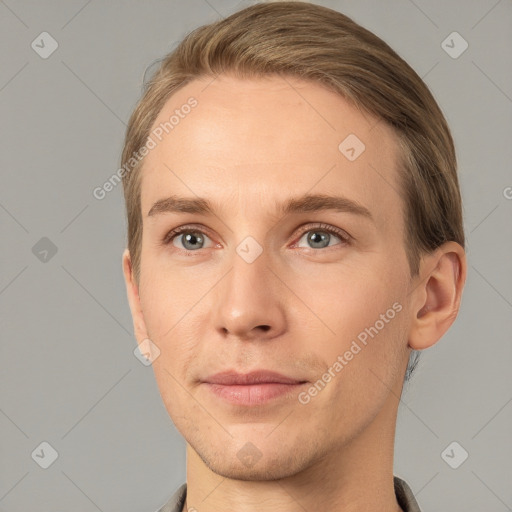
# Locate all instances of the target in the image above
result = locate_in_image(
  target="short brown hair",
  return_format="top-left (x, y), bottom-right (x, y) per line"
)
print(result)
top-left (121, 1), bottom-right (465, 381)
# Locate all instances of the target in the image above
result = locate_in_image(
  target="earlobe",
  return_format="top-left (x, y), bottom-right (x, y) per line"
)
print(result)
top-left (408, 242), bottom-right (467, 351)
top-left (122, 248), bottom-right (149, 343)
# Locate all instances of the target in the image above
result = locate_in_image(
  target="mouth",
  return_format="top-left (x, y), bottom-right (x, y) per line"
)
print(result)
top-left (201, 370), bottom-right (308, 406)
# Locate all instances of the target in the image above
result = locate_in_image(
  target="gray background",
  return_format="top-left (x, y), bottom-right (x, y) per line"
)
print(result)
top-left (1, 0), bottom-right (511, 510)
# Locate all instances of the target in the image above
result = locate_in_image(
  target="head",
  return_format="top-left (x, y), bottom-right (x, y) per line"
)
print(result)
top-left (121, 1), bottom-right (466, 480)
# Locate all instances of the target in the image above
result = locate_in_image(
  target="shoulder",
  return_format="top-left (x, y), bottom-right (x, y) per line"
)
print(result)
top-left (394, 475), bottom-right (422, 512)
top-left (155, 483), bottom-right (187, 512)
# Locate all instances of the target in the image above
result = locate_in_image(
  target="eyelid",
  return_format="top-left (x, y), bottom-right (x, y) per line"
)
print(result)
top-left (293, 222), bottom-right (351, 244)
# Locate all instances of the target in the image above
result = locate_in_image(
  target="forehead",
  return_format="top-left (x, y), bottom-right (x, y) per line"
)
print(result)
top-left (139, 74), bottom-right (402, 226)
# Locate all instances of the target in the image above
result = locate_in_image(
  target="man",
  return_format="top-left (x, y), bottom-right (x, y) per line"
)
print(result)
top-left (121, 2), bottom-right (467, 511)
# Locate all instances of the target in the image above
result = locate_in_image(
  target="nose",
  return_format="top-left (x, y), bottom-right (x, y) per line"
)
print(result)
top-left (211, 245), bottom-right (287, 341)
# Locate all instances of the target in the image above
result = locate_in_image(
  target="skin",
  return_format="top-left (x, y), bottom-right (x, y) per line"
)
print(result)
top-left (122, 74), bottom-right (467, 512)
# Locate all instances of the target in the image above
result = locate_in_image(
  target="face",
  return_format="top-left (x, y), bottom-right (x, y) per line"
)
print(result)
top-left (125, 74), bottom-right (416, 480)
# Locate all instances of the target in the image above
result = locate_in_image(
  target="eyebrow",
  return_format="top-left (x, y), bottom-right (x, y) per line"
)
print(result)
top-left (147, 193), bottom-right (373, 222)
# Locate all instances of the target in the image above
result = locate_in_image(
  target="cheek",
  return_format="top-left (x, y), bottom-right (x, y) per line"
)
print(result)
top-left (291, 259), bottom-right (403, 339)
top-left (138, 255), bottom-right (205, 338)
top-left (293, 262), bottom-right (407, 395)
top-left (137, 269), bottom-right (200, 388)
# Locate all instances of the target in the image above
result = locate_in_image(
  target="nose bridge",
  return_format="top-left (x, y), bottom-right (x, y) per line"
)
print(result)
top-left (224, 208), bottom-right (274, 295)
top-left (227, 238), bottom-right (273, 311)
top-left (233, 239), bottom-right (270, 293)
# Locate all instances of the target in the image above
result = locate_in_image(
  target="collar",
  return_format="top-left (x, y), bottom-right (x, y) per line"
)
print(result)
top-left (157, 475), bottom-right (422, 512)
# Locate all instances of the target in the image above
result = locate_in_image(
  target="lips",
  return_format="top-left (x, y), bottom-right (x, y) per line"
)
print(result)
top-left (201, 370), bottom-right (308, 406)
top-left (202, 370), bottom-right (307, 385)
top-left (200, 369), bottom-right (310, 406)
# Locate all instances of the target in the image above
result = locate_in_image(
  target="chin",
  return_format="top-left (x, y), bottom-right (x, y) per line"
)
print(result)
top-left (202, 451), bottom-right (308, 481)
top-left (191, 432), bottom-right (325, 482)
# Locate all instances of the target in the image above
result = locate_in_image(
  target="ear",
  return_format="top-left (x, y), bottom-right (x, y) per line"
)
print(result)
top-left (408, 241), bottom-right (467, 350)
top-left (122, 248), bottom-right (149, 344)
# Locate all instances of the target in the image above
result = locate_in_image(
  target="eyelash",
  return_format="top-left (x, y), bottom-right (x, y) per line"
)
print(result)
top-left (161, 223), bottom-right (351, 252)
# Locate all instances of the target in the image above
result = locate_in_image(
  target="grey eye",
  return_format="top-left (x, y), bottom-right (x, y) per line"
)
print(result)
top-left (297, 230), bottom-right (342, 249)
top-left (173, 231), bottom-right (212, 251)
